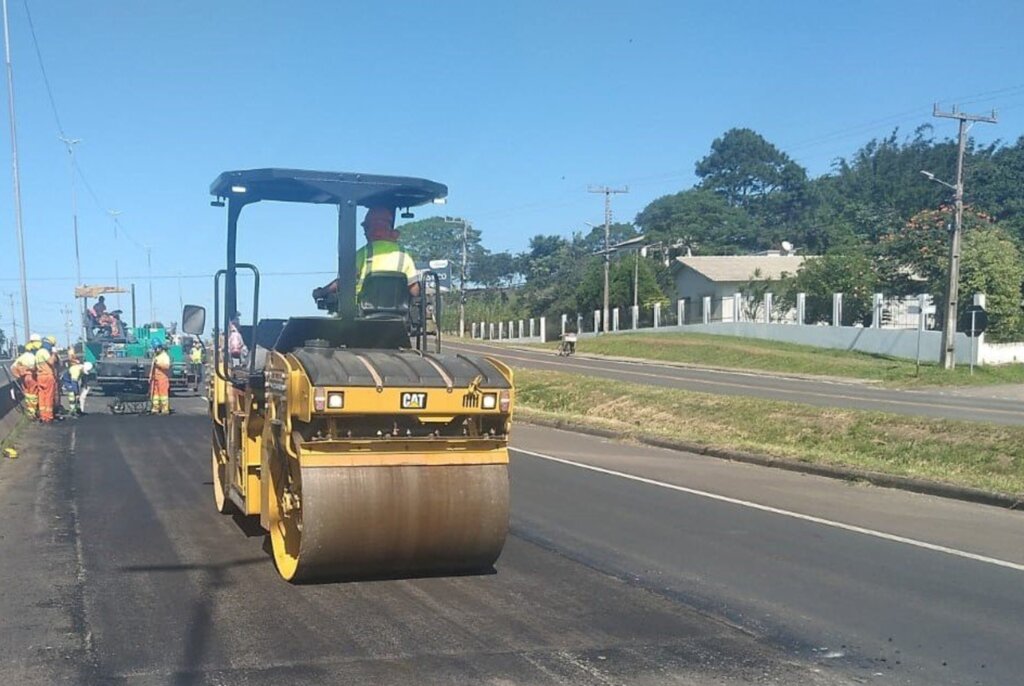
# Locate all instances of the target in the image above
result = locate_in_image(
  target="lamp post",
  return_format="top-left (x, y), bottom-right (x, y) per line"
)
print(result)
top-left (920, 169), bottom-right (961, 369)
top-left (60, 136), bottom-right (85, 340)
top-left (2, 0), bottom-right (30, 335)
top-left (107, 209), bottom-right (122, 309)
top-left (444, 216), bottom-right (470, 337)
top-left (584, 220), bottom-right (610, 333)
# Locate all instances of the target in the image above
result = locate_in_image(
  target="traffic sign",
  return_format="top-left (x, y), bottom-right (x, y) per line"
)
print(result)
top-left (959, 305), bottom-right (988, 337)
top-left (427, 259), bottom-right (452, 291)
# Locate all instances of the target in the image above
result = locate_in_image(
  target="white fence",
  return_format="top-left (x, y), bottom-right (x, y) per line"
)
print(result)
top-left (464, 290), bottom-right (1023, 366)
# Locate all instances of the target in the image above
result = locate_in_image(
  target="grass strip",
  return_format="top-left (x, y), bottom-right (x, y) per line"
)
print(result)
top-left (513, 368), bottom-right (1024, 496)
top-left (531, 332), bottom-right (1024, 387)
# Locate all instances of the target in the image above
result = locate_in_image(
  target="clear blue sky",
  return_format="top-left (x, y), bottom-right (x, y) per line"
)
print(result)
top-left (1, 0), bottom-right (1022, 340)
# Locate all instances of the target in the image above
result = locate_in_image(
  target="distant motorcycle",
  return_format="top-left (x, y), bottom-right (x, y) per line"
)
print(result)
top-left (557, 333), bottom-right (577, 357)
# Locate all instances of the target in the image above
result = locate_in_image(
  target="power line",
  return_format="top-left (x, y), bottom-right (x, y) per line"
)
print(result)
top-left (20, 0), bottom-right (63, 136)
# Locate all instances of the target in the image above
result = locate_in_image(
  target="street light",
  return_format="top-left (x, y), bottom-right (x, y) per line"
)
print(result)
top-left (443, 216), bottom-right (470, 337)
top-left (920, 168), bottom-right (962, 369)
top-left (584, 220), bottom-right (611, 333)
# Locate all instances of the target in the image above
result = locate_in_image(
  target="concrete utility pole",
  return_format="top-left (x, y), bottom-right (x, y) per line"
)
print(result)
top-left (60, 303), bottom-right (72, 348)
top-left (444, 216), bottom-right (472, 337)
top-left (4, 291), bottom-right (17, 349)
top-left (2, 0), bottom-right (30, 335)
top-left (588, 185), bottom-right (628, 333)
top-left (932, 104), bottom-right (997, 370)
top-left (107, 210), bottom-right (122, 308)
top-left (60, 136), bottom-right (85, 340)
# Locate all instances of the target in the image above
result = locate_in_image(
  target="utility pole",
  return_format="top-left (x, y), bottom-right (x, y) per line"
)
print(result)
top-left (4, 291), bottom-right (16, 349)
top-left (933, 104), bottom-right (997, 370)
top-left (588, 185), bottom-right (628, 333)
top-left (60, 303), bottom-right (72, 348)
top-left (2, 0), bottom-right (29, 335)
top-left (146, 246), bottom-right (153, 323)
top-left (60, 135), bottom-right (85, 340)
top-left (108, 209), bottom-right (122, 308)
top-left (444, 216), bottom-right (472, 337)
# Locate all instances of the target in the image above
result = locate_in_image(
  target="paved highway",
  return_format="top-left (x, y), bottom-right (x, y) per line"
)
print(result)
top-left (448, 340), bottom-right (1024, 425)
top-left (2, 399), bottom-right (1022, 684)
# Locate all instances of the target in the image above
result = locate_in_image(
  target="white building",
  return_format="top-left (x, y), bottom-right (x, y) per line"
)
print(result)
top-left (672, 254), bottom-right (806, 322)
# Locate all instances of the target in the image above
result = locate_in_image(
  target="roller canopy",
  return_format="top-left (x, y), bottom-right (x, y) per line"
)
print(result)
top-left (210, 168), bottom-right (448, 208)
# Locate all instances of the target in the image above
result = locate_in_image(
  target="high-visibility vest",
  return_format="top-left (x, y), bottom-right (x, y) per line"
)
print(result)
top-left (190, 347), bottom-right (202, 363)
top-left (35, 348), bottom-right (52, 371)
top-left (355, 240), bottom-right (417, 294)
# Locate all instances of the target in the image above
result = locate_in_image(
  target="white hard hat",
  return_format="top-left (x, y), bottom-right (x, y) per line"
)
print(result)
top-left (82, 362), bottom-right (93, 373)
top-left (29, 333), bottom-right (41, 342)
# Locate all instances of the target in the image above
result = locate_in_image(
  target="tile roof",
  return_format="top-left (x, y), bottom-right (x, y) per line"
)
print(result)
top-left (674, 255), bottom-right (806, 282)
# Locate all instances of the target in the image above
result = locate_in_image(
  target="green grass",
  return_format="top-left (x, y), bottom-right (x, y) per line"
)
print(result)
top-left (514, 369), bottom-right (1024, 496)
top-left (532, 331), bottom-right (1024, 387)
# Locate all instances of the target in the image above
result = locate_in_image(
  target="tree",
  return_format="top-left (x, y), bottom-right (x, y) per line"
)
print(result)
top-left (635, 188), bottom-right (759, 254)
top-left (573, 254), bottom-right (663, 315)
top-left (398, 217), bottom-right (484, 275)
top-left (959, 227), bottom-right (1024, 342)
top-left (779, 248), bottom-right (881, 326)
top-left (696, 128), bottom-right (808, 207)
top-left (473, 251), bottom-right (521, 289)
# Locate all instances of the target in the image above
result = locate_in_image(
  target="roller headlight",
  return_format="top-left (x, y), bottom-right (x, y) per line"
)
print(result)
top-left (327, 392), bottom-right (345, 409)
top-left (482, 393), bottom-right (497, 410)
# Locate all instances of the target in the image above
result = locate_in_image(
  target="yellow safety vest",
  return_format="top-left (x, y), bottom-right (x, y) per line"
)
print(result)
top-left (190, 347), bottom-right (202, 363)
top-left (355, 240), bottom-right (417, 295)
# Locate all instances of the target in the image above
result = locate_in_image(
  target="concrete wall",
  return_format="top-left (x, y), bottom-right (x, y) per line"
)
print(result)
top-left (979, 341), bottom-right (1024, 365)
top-left (640, 322), bottom-right (977, 365)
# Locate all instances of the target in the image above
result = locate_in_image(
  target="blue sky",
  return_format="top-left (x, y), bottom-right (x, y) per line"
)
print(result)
top-left (0, 0), bottom-right (1022, 339)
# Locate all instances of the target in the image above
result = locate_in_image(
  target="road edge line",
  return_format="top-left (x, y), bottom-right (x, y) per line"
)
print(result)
top-left (516, 413), bottom-right (1024, 511)
top-left (512, 446), bottom-right (1024, 574)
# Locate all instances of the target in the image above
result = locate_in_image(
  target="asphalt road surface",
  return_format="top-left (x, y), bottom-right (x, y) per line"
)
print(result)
top-left (447, 340), bottom-right (1024, 425)
top-left (2, 399), bottom-right (1022, 685)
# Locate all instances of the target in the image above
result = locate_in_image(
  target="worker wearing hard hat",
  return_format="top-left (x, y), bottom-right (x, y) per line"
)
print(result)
top-left (312, 206), bottom-right (420, 307)
top-left (189, 341), bottom-right (204, 385)
top-left (34, 338), bottom-right (56, 423)
top-left (149, 340), bottom-right (172, 415)
top-left (11, 345), bottom-right (38, 419)
top-left (61, 360), bottom-right (93, 417)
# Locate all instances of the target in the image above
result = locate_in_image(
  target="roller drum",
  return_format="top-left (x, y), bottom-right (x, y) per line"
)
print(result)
top-left (271, 461), bottom-right (509, 583)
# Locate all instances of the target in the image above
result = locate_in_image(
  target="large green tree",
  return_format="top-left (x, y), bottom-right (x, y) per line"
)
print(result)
top-left (959, 227), bottom-right (1024, 342)
top-left (397, 217), bottom-right (484, 276)
top-left (634, 188), bottom-right (758, 254)
top-left (779, 248), bottom-right (881, 326)
top-left (695, 128), bottom-right (808, 208)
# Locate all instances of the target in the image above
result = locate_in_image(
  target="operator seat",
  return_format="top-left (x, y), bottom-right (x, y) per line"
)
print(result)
top-left (357, 271), bottom-right (411, 320)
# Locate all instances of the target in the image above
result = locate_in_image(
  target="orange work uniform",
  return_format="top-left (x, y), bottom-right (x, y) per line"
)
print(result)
top-left (12, 351), bottom-right (38, 419)
top-left (150, 350), bottom-right (171, 414)
top-left (35, 348), bottom-right (56, 423)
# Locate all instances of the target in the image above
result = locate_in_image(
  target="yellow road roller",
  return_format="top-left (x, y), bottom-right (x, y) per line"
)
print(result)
top-left (182, 169), bottom-right (513, 582)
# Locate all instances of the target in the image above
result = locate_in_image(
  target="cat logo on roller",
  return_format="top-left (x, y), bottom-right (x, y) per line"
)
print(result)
top-left (400, 392), bottom-right (427, 409)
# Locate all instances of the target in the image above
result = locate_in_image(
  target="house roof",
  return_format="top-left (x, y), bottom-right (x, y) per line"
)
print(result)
top-left (674, 255), bottom-right (806, 282)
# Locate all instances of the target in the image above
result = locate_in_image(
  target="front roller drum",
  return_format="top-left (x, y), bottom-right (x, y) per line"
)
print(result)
top-left (268, 459), bottom-right (509, 583)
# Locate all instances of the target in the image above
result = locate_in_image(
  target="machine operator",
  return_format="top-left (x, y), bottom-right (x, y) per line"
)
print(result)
top-left (312, 205), bottom-right (420, 306)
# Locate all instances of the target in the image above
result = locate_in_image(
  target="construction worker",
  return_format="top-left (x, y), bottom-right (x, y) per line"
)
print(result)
top-left (61, 361), bottom-right (93, 417)
top-left (34, 338), bottom-right (57, 424)
top-left (149, 340), bottom-right (172, 414)
top-left (312, 206), bottom-right (420, 306)
top-left (227, 313), bottom-right (247, 367)
top-left (189, 340), bottom-right (204, 385)
top-left (12, 345), bottom-right (38, 419)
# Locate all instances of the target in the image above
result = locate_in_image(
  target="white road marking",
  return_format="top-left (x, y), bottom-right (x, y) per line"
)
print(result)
top-left (457, 342), bottom-right (1024, 419)
top-left (513, 447), bottom-right (1024, 574)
